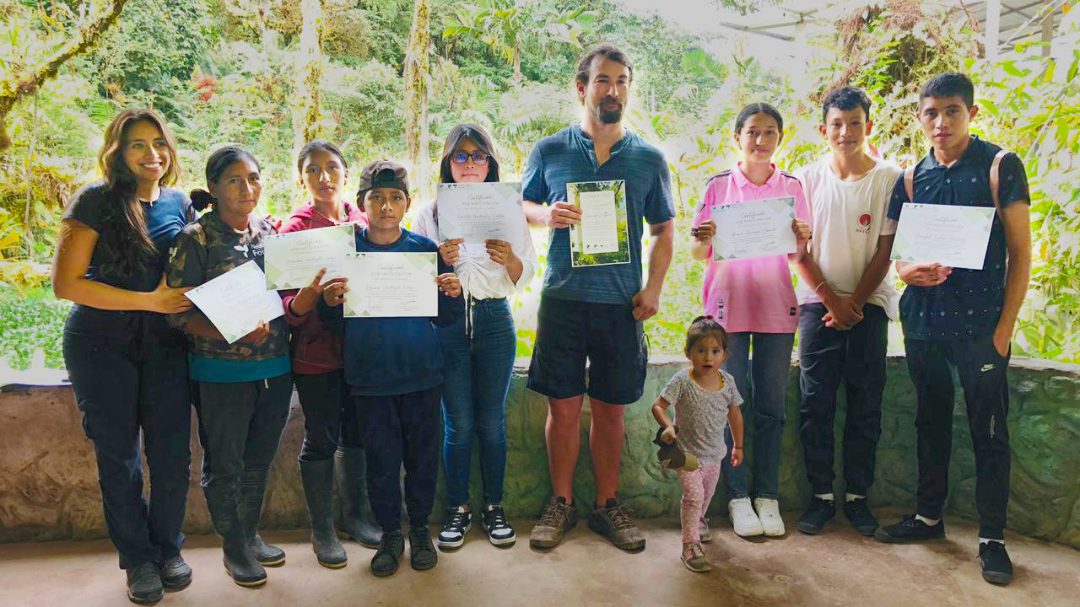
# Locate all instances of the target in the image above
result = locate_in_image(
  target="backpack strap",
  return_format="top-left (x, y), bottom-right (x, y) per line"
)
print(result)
top-left (989, 149), bottom-right (1009, 219)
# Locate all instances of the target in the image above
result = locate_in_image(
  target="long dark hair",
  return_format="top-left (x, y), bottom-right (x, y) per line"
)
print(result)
top-left (438, 124), bottom-right (501, 184)
top-left (97, 108), bottom-right (181, 273)
top-left (190, 146), bottom-right (261, 211)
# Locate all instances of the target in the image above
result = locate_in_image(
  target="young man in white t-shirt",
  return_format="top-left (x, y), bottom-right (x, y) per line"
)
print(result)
top-left (793, 87), bottom-right (900, 536)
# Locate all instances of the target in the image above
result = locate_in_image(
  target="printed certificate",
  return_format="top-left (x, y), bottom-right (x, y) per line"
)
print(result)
top-left (263, 223), bottom-right (356, 289)
top-left (891, 203), bottom-right (995, 270)
top-left (710, 197), bottom-right (796, 261)
top-left (184, 261), bottom-right (285, 344)
top-left (341, 252), bottom-right (438, 318)
top-left (568, 180), bottom-right (630, 267)
top-left (437, 182), bottom-right (526, 248)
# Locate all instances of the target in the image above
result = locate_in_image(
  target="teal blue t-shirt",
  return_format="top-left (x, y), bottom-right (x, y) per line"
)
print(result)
top-left (521, 124), bottom-right (675, 305)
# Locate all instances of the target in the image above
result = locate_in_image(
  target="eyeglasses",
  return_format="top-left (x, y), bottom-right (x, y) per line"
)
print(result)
top-left (450, 151), bottom-right (490, 165)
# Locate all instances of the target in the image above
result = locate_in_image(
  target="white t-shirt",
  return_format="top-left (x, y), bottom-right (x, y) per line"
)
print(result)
top-left (795, 155), bottom-right (901, 319)
top-left (411, 200), bottom-right (538, 301)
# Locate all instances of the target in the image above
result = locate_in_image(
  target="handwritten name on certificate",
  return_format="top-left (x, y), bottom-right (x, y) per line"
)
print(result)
top-left (891, 203), bottom-right (995, 270)
top-left (568, 180), bottom-right (630, 267)
top-left (437, 182), bottom-right (525, 247)
top-left (710, 197), bottom-right (796, 261)
top-left (184, 261), bottom-right (285, 344)
top-left (264, 223), bottom-right (356, 290)
top-left (341, 252), bottom-right (438, 318)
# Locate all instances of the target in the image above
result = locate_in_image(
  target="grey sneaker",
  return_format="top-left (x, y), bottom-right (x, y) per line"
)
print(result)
top-left (588, 498), bottom-right (645, 552)
top-left (529, 496), bottom-right (578, 550)
top-left (681, 542), bottom-right (712, 573)
top-left (699, 517), bottom-right (712, 543)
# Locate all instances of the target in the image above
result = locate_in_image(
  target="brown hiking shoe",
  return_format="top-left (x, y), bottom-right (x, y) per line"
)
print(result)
top-left (529, 496), bottom-right (578, 550)
top-left (588, 498), bottom-right (645, 552)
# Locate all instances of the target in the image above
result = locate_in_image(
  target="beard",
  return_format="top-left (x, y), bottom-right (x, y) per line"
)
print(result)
top-left (594, 98), bottom-right (624, 124)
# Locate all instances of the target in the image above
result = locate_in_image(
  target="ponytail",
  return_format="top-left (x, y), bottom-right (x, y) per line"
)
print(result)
top-left (190, 188), bottom-right (216, 212)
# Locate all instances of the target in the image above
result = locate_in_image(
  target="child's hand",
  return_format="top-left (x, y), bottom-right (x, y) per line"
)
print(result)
top-left (730, 446), bottom-right (743, 467)
top-left (691, 220), bottom-right (715, 244)
top-left (437, 273), bottom-right (462, 298)
top-left (291, 268), bottom-right (328, 316)
top-left (792, 218), bottom-right (812, 248)
top-left (438, 239), bottom-right (464, 265)
top-left (660, 425), bottom-right (677, 444)
top-left (322, 278), bottom-right (348, 307)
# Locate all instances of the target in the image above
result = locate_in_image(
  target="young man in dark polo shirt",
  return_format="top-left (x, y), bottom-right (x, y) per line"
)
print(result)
top-left (874, 73), bottom-right (1032, 586)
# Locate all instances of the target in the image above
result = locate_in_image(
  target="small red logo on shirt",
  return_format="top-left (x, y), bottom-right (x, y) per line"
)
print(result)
top-left (857, 213), bottom-right (872, 234)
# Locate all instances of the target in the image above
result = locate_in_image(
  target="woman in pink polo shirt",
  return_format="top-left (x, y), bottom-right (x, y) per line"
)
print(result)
top-left (278, 141), bottom-right (377, 568)
top-left (691, 102), bottom-right (810, 539)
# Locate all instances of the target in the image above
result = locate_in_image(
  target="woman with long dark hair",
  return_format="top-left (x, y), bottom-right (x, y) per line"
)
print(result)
top-left (167, 145), bottom-right (292, 588)
top-left (412, 124), bottom-right (537, 550)
top-left (53, 108), bottom-right (195, 604)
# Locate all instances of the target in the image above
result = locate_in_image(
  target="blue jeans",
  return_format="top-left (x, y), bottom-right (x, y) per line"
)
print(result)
top-left (721, 332), bottom-right (795, 500)
top-left (439, 298), bottom-right (517, 506)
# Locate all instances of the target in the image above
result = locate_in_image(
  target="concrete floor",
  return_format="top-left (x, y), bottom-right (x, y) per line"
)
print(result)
top-left (1, 511), bottom-right (1078, 607)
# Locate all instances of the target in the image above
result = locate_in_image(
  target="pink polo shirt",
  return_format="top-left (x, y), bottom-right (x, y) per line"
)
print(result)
top-left (692, 164), bottom-right (809, 334)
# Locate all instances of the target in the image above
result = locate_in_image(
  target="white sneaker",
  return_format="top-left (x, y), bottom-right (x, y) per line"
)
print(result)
top-left (754, 498), bottom-right (785, 537)
top-left (728, 498), bottom-right (764, 537)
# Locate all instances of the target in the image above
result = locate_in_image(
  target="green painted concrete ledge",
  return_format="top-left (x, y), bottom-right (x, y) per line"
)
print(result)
top-left (1, 356), bottom-right (1078, 548)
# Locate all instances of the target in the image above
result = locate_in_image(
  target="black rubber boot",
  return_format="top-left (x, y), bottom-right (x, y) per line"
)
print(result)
top-left (238, 468), bottom-right (286, 566)
top-left (300, 459), bottom-right (348, 568)
top-left (204, 483), bottom-right (267, 588)
top-left (335, 447), bottom-right (382, 548)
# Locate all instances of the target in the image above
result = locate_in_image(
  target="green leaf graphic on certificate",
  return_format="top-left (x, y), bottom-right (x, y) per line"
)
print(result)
top-left (568, 180), bottom-right (630, 267)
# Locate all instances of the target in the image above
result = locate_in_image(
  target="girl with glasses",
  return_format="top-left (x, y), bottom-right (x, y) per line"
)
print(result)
top-left (411, 124), bottom-right (538, 550)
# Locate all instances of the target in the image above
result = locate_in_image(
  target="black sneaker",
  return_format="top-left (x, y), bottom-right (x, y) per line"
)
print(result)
top-left (979, 541), bottom-right (1013, 585)
top-left (796, 497), bottom-right (836, 535)
top-left (843, 498), bottom-right (879, 536)
top-left (371, 530), bottom-right (405, 577)
top-left (874, 514), bottom-right (945, 543)
top-left (125, 562), bottom-right (164, 605)
top-left (436, 506), bottom-right (472, 551)
top-left (409, 526), bottom-right (438, 571)
top-left (481, 504), bottom-right (517, 547)
top-left (159, 555), bottom-right (192, 591)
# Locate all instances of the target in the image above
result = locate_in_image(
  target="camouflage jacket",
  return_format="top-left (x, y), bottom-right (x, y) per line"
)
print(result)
top-left (166, 209), bottom-right (289, 362)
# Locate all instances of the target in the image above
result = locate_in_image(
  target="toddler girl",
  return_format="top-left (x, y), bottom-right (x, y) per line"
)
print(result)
top-left (652, 316), bottom-right (744, 573)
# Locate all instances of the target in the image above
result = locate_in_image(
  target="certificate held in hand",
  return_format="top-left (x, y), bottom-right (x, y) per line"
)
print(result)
top-left (568, 180), bottom-right (630, 267)
top-left (436, 182), bottom-right (525, 247)
top-left (263, 223), bottom-right (356, 290)
top-left (184, 261), bottom-right (285, 344)
top-left (340, 252), bottom-right (438, 318)
top-left (710, 196), bottom-right (796, 261)
top-left (890, 203), bottom-right (995, 270)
